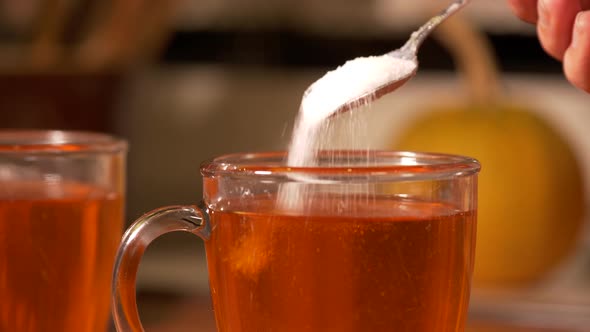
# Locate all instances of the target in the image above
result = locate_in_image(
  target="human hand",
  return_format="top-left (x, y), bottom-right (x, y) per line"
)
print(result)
top-left (508, 0), bottom-right (590, 92)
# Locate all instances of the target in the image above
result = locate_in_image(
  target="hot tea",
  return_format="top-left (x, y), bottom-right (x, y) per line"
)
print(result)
top-left (0, 181), bottom-right (123, 332)
top-left (206, 194), bottom-right (476, 332)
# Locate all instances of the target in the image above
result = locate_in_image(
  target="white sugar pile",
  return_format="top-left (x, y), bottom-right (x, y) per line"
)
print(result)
top-left (287, 55), bottom-right (416, 168)
top-left (279, 54), bottom-right (416, 209)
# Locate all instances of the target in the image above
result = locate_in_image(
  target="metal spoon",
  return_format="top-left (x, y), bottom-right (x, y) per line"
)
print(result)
top-left (324, 0), bottom-right (472, 116)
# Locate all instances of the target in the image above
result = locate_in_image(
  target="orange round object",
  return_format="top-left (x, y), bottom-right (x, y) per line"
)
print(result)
top-left (394, 104), bottom-right (586, 286)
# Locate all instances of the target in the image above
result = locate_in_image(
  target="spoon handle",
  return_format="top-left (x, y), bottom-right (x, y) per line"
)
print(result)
top-left (394, 0), bottom-right (472, 58)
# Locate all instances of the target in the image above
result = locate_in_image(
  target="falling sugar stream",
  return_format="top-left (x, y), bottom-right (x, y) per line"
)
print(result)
top-left (230, 57), bottom-right (416, 279)
top-left (228, 0), bottom-right (474, 277)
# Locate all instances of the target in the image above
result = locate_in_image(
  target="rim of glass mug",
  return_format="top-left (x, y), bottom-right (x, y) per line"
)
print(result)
top-left (0, 130), bottom-right (127, 154)
top-left (201, 151), bottom-right (481, 182)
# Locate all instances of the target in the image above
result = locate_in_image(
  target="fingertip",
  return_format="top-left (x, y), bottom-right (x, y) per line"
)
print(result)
top-left (577, 10), bottom-right (590, 27)
top-left (537, 0), bottom-right (581, 61)
top-left (508, 0), bottom-right (539, 23)
top-left (563, 11), bottom-right (590, 93)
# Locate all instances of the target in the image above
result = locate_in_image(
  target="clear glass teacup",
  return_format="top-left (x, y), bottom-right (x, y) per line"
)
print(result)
top-left (0, 130), bottom-right (126, 332)
top-left (112, 151), bottom-right (480, 332)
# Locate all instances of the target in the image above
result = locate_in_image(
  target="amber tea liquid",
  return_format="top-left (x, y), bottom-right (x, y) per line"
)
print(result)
top-left (0, 181), bottom-right (123, 332)
top-left (206, 195), bottom-right (476, 332)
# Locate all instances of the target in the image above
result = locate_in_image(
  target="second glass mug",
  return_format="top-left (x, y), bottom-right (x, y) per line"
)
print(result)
top-left (112, 151), bottom-right (480, 332)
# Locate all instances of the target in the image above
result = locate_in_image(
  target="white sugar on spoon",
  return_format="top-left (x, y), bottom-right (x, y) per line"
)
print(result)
top-left (287, 55), bottom-right (416, 167)
top-left (286, 0), bottom-right (471, 169)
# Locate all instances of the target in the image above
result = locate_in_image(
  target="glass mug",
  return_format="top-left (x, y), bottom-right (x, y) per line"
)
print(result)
top-left (0, 130), bottom-right (127, 332)
top-left (113, 151), bottom-right (480, 332)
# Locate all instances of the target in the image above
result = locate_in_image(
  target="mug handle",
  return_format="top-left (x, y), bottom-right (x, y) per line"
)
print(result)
top-left (111, 205), bottom-right (210, 332)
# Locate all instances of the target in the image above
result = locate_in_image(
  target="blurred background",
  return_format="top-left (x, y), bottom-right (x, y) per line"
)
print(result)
top-left (1, 0), bottom-right (589, 331)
